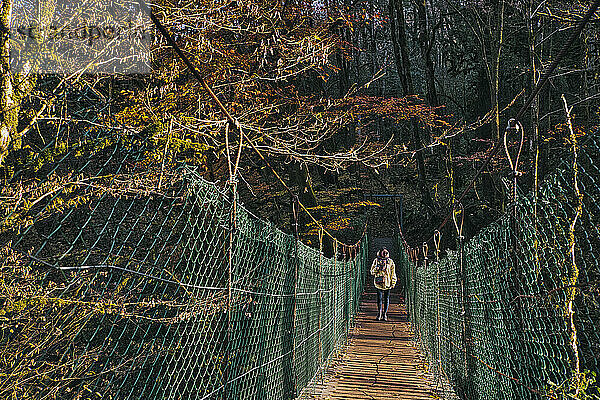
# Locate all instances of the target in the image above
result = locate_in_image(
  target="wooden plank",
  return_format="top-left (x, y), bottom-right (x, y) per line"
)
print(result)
top-left (299, 291), bottom-right (437, 400)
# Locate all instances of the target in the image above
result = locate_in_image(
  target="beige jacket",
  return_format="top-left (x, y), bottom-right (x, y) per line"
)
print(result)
top-left (370, 257), bottom-right (397, 290)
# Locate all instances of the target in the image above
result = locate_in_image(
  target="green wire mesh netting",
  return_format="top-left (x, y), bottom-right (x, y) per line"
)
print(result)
top-left (398, 133), bottom-right (600, 400)
top-left (0, 128), bottom-right (368, 399)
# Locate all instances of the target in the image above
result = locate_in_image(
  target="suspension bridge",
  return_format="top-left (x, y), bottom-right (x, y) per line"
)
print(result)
top-left (2, 1), bottom-right (600, 398)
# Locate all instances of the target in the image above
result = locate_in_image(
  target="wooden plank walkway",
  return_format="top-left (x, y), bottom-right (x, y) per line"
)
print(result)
top-left (301, 291), bottom-right (437, 400)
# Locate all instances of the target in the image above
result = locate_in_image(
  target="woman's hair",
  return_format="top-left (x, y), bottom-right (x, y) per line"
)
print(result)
top-left (378, 248), bottom-right (389, 258)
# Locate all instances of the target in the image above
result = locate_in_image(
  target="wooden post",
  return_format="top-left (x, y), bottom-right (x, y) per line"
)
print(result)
top-left (157, 116), bottom-right (173, 191)
top-left (225, 181), bottom-right (237, 399)
top-left (291, 196), bottom-right (299, 397)
top-left (318, 229), bottom-right (324, 384)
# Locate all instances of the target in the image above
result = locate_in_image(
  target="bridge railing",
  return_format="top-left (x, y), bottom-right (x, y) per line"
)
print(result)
top-left (1, 148), bottom-right (368, 399)
top-left (397, 133), bottom-right (600, 399)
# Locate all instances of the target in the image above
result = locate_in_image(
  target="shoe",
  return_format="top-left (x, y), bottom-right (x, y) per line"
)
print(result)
top-left (383, 314), bottom-right (388, 321)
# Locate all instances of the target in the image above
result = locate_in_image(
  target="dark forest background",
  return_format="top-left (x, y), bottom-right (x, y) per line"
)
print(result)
top-left (1, 0), bottom-right (599, 249)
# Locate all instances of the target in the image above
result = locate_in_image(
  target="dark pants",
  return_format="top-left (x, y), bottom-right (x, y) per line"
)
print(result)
top-left (376, 289), bottom-right (390, 313)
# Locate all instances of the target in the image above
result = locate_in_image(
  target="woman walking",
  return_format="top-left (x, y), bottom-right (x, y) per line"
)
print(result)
top-left (370, 248), bottom-right (397, 321)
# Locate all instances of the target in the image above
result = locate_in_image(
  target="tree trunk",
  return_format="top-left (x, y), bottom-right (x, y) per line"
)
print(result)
top-left (0, 0), bottom-right (17, 166)
top-left (368, 0), bottom-right (381, 96)
top-left (416, 0), bottom-right (438, 107)
top-left (388, 0), bottom-right (406, 94)
top-left (294, 162), bottom-right (318, 208)
top-left (1, 0), bottom-right (52, 167)
top-left (416, 0), bottom-right (446, 183)
top-left (391, 0), bottom-right (413, 94)
top-left (492, 0), bottom-right (505, 142)
top-left (389, 0), bottom-right (434, 213)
